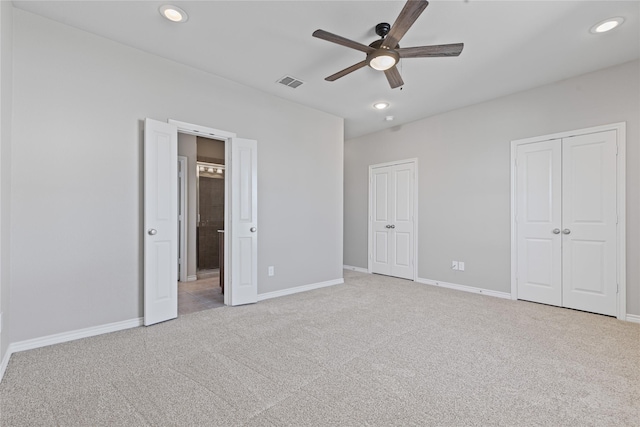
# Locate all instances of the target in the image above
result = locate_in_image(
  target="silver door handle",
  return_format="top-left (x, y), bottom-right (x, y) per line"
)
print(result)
top-left (390, 225), bottom-right (395, 229)
top-left (385, 225), bottom-right (390, 229)
top-left (563, 229), bottom-right (571, 235)
top-left (148, 229), bottom-right (157, 236)
top-left (250, 227), bottom-right (257, 232)
top-left (552, 228), bottom-right (561, 234)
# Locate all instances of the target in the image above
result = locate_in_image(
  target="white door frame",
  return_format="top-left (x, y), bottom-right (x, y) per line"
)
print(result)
top-left (368, 158), bottom-right (419, 281)
top-left (169, 120), bottom-right (236, 306)
top-left (178, 156), bottom-right (187, 283)
top-left (510, 122), bottom-right (626, 320)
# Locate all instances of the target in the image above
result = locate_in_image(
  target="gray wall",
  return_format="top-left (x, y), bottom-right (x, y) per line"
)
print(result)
top-left (197, 137), bottom-right (225, 161)
top-left (10, 9), bottom-right (343, 343)
top-left (345, 60), bottom-right (639, 316)
top-left (177, 133), bottom-right (197, 279)
top-left (0, 1), bottom-right (12, 361)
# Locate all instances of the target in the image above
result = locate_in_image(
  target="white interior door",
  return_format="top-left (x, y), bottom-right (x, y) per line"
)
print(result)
top-left (515, 140), bottom-right (562, 306)
top-left (229, 138), bottom-right (258, 306)
top-left (562, 131), bottom-right (617, 316)
top-left (144, 118), bottom-right (178, 326)
top-left (371, 167), bottom-right (392, 276)
top-left (370, 162), bottom-right (415, 280)
top-left (515, 130), bottom-right (618, 316)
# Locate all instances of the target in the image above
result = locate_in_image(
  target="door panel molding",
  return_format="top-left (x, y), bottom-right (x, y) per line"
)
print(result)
top-left (510, 122), bottom-right (626, 320)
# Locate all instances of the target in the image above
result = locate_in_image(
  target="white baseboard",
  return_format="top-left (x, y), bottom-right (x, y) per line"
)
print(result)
top-left (625, 314), bottom-right (640, 324)
top-left (0, 347), bottom-right (10, 383)
top-left (187, 275), bottom-right (197, 282)
top-left (343, 265), bottom-right (369, 274)
top-left (416, 277), bottom-right (512, 300)
top-left (258, 278), bottom-right (344, 302)
top-left (0, 317), bottom-right (143, 384)
top-left (10, 317), bottom-right (143, 354)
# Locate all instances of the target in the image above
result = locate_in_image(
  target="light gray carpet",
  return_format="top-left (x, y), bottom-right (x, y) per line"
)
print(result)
top-left (1, 270), bottom-right (638, 426)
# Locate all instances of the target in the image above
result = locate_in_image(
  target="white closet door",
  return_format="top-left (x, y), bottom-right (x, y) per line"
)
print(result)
top-left (562, 131), bottom-right (617, 316)
top-left (371, 167), bottom-right (392, 276)
top-left (390, 163), bottom-right (414, 280)
top-left (516, 140), bottom-right (562, 306)
top-left (371, 162), bottom-right (414, 280)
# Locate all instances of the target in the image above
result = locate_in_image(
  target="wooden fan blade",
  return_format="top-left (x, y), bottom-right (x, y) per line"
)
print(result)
top-left (398, 43), bottom-right (464, 58)
top-left (325, 60), bottom-right (368, 81)
top-left (384, 66), bottom-right (404, 89)
top-left (382, 0), bottom-right (429, 49)
top-left (313, 29), bottom-right (374, 54)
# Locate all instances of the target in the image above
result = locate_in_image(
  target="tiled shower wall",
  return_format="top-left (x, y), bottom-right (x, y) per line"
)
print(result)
top-left (198, 176), bottom-right (224, 270)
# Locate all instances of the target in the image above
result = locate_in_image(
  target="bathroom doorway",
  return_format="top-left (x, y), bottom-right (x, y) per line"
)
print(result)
top-left (177, 134), bottom-right (226, 315)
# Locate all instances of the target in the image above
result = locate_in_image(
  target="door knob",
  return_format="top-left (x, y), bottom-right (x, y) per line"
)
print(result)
top-left (250, 227), bottom-right (257, 232)
top-left (563, 229), bottom-right (571, 235)
top-left (385, 225), bottom-right (390, 229)
top-left (552, 228), bottom-right (561, 234)
top-left (390, 225), bottom-right (395, 229)
top-left (148, 229), bottom-right (157, 236)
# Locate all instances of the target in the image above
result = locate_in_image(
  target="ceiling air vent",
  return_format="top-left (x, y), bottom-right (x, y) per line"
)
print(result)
top-left (277, 75), bottom-right (304, 89)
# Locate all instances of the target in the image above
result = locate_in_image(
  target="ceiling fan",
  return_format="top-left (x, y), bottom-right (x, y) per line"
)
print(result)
top-left (312, 0), bottom-right (463, 89)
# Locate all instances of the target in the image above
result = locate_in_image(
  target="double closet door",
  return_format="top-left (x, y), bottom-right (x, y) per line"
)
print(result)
top-left (515, 130), bottom-right (618, 316)
top-left (370, 161), bottom-right (415, 280)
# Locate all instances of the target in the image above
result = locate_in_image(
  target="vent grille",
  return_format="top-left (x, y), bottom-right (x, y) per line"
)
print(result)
top-left (277, 75), bottom-right (304, 89)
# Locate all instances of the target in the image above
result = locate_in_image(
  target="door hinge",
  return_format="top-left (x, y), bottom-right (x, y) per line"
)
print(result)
top-left (616, 143), bottom-right (618, 155)
top-left (514, 159), bottom-right (517, 168)
top-left (616, 283), bottom-right (619, 293)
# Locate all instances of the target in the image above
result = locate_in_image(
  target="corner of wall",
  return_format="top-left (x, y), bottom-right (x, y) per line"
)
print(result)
top-left (0, 0), bottom-right (14, 372)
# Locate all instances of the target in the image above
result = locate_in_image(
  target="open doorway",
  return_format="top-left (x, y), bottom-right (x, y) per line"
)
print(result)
top-left (144, 118), bottom-right (258, 327)
top-left (177, 133), bottom-right (226, 315)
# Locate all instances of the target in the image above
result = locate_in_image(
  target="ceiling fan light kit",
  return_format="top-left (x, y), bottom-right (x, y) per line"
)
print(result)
top-left (368, 49), bottom-right (399, 71)
top-left (312, 0), bottom-right (463, 89)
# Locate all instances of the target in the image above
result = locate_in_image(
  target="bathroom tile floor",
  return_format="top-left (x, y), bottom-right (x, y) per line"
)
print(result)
top-left (178, 272), bottom-right (225, 315)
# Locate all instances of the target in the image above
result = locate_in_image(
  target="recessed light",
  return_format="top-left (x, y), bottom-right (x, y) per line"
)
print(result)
top-left (590, 17), bottom-right (624, 34)
top-left (159, 5), bottom-right (188, 23)
top-left (373, 102), bottom-right (389, 110)
top-left (385, 116), bottom-right (394, 121)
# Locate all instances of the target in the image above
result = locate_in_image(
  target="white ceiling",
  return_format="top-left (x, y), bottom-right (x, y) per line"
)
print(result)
top-left (13, 1), bottom-right (640, 139)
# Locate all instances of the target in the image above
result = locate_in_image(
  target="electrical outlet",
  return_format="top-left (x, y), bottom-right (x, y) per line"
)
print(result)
top-left (458, 261), bottom-right (465, 271)
top-left (268, 266), bottom-right (275, 277)
top-left (451, 261), bottom-right (458, 271)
